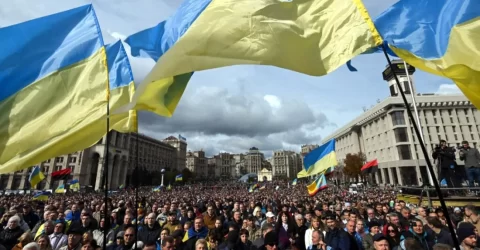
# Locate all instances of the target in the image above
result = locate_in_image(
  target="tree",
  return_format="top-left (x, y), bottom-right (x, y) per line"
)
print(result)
top-left (343, 152), bottom-right (366, 182)
top-left (182, 168), bottom-right (195, 182)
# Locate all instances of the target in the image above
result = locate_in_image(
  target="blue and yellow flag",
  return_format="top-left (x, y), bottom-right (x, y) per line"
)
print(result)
top-left (0, 5), bottom-right (136, 174)
top-left (68, 179), bottom-right (80, 191)
top-left (55, 184), bottom-right (66, 194)
top-left (121, 0), bottom-right (382, 118)
top-left (153, 186), bottom-right (161, 192)
top-left (175, 174), bottom-right (183, 181)
top-left (292, 179), bottom-right (298, 186)
top-left (33, 191), bottom-right (51, 201)
top-left (374, 0), bottom-right (480, 108)
top-left (167, 184), bottom-right (172, 190)
top-left (297, 139), bottom-right (337, 178)
top-left (307, 175), bottom-right (328, 197)
top-left (29, 166), bottom-right (45, 188)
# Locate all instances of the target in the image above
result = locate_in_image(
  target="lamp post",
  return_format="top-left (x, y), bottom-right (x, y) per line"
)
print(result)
top-left (161, 168), bottom-right (165, 187)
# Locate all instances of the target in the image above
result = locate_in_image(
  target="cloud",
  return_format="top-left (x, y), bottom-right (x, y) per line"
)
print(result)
top-left (435, 84), bottom-right (462, 95)
top-left (138, 86), bottom-right (331, 156)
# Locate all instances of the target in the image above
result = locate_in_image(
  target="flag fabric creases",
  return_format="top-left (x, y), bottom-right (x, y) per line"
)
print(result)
top-left (307, 174), bottom-right (328, 197)
top-left (361, 159), bottom-right (378, 174)
top-left (122, 0), bottom-right (382, 118)
top-left (374, 0), bottom-right (480, 109)
top-left (0, 5), bottom-right (136, 174)
top-left (29, 166), bottom-right (45, 187)
top-left (297, 139), bottom-right (337, 178)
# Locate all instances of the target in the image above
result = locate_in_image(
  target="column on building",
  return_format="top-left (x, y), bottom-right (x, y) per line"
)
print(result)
top-left (95, 157), bottom-right (105, 190)
top-left (395, 167), bottom-right (404, 185)
top-left (415, 165), bottom-right (423, 185)
top-left (387, 168), bottom-right (394, 185)
top-left (381, 168), bottom-right (387, 185)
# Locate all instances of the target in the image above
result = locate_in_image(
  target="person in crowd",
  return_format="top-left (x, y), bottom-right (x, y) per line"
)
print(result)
top-left (0, 215), bottom-right (24, 249)
top-left (432, 139), bottom-right (460, 189)
top-left (362, 221), bottom-right (380, 250)
top-left (13, 232), bottom-right (33, 250)
top-left (384, 224), bottom-right (401, 249)
top-left (183, 217), bottom-right (208, 250)
top-left (458, 140), bottom-right (480, 195)
top-left (464, 205), bottom-right (480, 233)
top-left (137, 213), bottom-right (161, 244)
top-left (36, 234), bottom-right (53, 250)
top-left (426, 217), bottom-right (454, 247)
top-left (324, 215), bottom-right (350, 250)
top-left (399, 218), bottom-right (430, 250)
top-left (306, 230), bottom-right (328, 250)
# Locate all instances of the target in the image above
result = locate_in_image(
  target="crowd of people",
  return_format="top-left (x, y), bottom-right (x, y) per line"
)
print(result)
top-left (0, 180), bottom-right (478, 250)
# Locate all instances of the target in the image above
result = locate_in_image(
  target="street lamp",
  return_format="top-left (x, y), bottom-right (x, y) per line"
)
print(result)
top-left (161, 168), bottom-right (165, 186)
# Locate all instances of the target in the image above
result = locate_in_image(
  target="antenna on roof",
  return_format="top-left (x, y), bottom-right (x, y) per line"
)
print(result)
top-left (362, 106), bottom-right (367, 112)
top-left (377, 99), bottom-right (381, 103)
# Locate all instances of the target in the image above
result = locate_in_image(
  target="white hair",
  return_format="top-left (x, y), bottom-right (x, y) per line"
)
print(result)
top-left (295, 214), bottom-right (304, 220)
top-left (22, 242), bottom-right (40, 250)
top-left (9, 215), bottom-right (21, 223)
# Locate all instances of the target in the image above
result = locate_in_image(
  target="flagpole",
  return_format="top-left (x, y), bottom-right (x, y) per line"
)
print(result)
top-left (134, 131), bottom-right (139, 249)
top-left (402, 60), bottom-right (434, 186)
top-left (381, 45), bottom-right (460, 250)
top-left (102, 91), bottom-right (111, 250)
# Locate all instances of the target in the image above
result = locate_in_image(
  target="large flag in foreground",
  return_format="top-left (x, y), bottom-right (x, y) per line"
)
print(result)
top-left (0, 5), bottom-right (136, 174)
top-left (374, 0), bottom-right (480, 108)
top-left (122, 0), bottom-right (382, 117)
top-left (297, 139), bottom-right (337, 178)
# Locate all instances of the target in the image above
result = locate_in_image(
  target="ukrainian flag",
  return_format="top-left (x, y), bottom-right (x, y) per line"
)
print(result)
top-left (55, 184), bottom-right (66, 194)
top-left (175, 174), bottom-right (183, 181)
top-left (29, 166), bottom-right (45, 188)
top-left (33, 191), bottom-right (51, 201)
top-left (374, 0), bottom-right (480, 108)
top-left (0, 5), bottom-right (136, 174)
top-left (307, 174), bottom-right (328, 197)
top-left (292, 179), bottom-right (298, 186)
top-left (69, 179), bottom-right (80, 191)
top-left (120, 0), bottom-right (382, 117)
top-left (297, 139), bottom-right (337, 178)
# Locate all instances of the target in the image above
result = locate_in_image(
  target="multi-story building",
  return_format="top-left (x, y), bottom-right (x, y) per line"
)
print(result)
top-left (0, 131), bottom-right (185, 190)
top-left (213, 153), bottom-right (236, 177)
top-left (244, 147), bottom-right (264, 174)
top-left (163, 136), bottom-right (187, 171)
top-left (186, 150), bottom-right (207, 178)
top-left (272, 150), bottom-right (303, 178)
top-left (322, 60), bottom-right (480, 186)
top-left (125, 133), bottom-right (177, 186)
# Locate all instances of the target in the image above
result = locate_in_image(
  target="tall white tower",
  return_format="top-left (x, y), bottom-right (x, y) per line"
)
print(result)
top-left (382, 60), bottom-right (416, 96)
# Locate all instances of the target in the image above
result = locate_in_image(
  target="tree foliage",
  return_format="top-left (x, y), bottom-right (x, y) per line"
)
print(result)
top-left (182, 168), bottom-right (195, 182)
top-left (342, 152), bottom-right (366, 178)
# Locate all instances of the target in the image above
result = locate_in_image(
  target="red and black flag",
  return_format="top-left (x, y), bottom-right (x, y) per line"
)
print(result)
top-left (51, 168), bottom-right (72, 181)
top-left (361, 159), bottom-right (378, 174)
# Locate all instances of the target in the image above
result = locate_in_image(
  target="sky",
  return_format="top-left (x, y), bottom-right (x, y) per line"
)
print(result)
top-left (0, 0), bottom-right (465, 158)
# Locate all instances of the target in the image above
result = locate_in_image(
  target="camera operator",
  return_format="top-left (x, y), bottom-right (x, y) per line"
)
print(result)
top-left (458, 140), bottom-right (480, 194)
top-left (432, 139), bottom-right (460, 189)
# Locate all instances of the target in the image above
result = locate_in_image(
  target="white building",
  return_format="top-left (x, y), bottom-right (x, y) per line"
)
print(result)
top-left (322, 60), bottom-right (480, 186)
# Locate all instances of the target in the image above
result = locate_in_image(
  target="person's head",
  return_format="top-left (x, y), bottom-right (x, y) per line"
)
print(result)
top-left (325, 216), bottom-right (336, 229)
top-left (462, 140), bottom-right (469, 148)
top-left (194, 217), bottom-right (204, 231)
top-left (388, 213), bottom-right (399, 225)
top-left (426, 216), bottom-right (443, 229)
top-left (373, 234), bottom-right (389, 250)
top-left (464, 205), bottom-right (477, 218)
top-left (36, 234), bottom-right (51, 249)
top-left (18, 232), bottom-right (33, 247)
top-left (145, 213), bottom-right (156, 227)
top-left (124, 212), bottom-right (133, 225)
top-left (44, 220), bottom-right (55, 234)
top-left (294, 214), bottom-right (304, 226)
top-left (161, 236), bottom-right (174, 250)
top-left (123, 226), bottom-right (136, 245)
top-left (386, 224), bottom-right (399, 238)
top-left (262, 225), bottom-right (274, 238)
top-left (356, 220), bottom-right (365, 232)
top-left (311, 230), bottom-right (324, 246)
top-left (367, 221), bottom-right (381, 235)
top-left (22, 242), bottom-right (40, 250)
top-left (160, 228), bottom-right (170, 241)
top-left (7, 215), bottom-right (20, 229)
top-left (432, 243), bottom-right (452, 250)
top-left (195, 239), bottom-right (208, 250)
top-left (264, 231), bottom-right (278, 250)
top-left (346, 220), bottom-right (355, 234)
top-left (142, 242), bottom-right (157, 250)
top-left (239, 229), bottom-right (249, 243)
top-left (416, 207), bottom-right (427, 217)
top-left (410, 219), bottom-right (424, 235)
top-left (457, 222), bottom-right (477, 248)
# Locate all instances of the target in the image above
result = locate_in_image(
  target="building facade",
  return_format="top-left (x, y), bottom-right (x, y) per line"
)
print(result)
top-left (244, 147), bottom-right (265, 174)
top-left (186, 150), bottom-right (207, 178)
top-left (163, 136), bottom-right (187, 171)
top-left (0, 131), bottom-right (185, 190)
top-left (322, 61), bottom-right (480, 186)
top-left (271, 150), bottom-right (303, 178)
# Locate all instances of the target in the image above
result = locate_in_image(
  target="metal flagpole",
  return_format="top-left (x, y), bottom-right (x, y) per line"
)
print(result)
top-left (381, 45), bottom-right (461, 250)
top-left (134, 131), bottom-right (139, 249)
top-left (402, 60), bottom-right (434, 186)
top-left (102, 95), bottom-right (111, 250)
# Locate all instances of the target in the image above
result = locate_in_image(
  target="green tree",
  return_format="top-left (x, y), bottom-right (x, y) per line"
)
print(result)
top-left (343, 152), bottom-right (366, 182)
top-left (182, 168), bottom-right (195, 182)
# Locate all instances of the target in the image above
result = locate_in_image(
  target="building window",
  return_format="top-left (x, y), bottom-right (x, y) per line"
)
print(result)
top-left (403, 81), bottom-right (411, 94)
top-left (397, 145), bottom-right (412, 160)
top-left (390, 85), bottom-right (396, 96)
top-left (391, 111), bottom-right (405, 126)
top-left (394, 128), bottom-right (409, 142)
